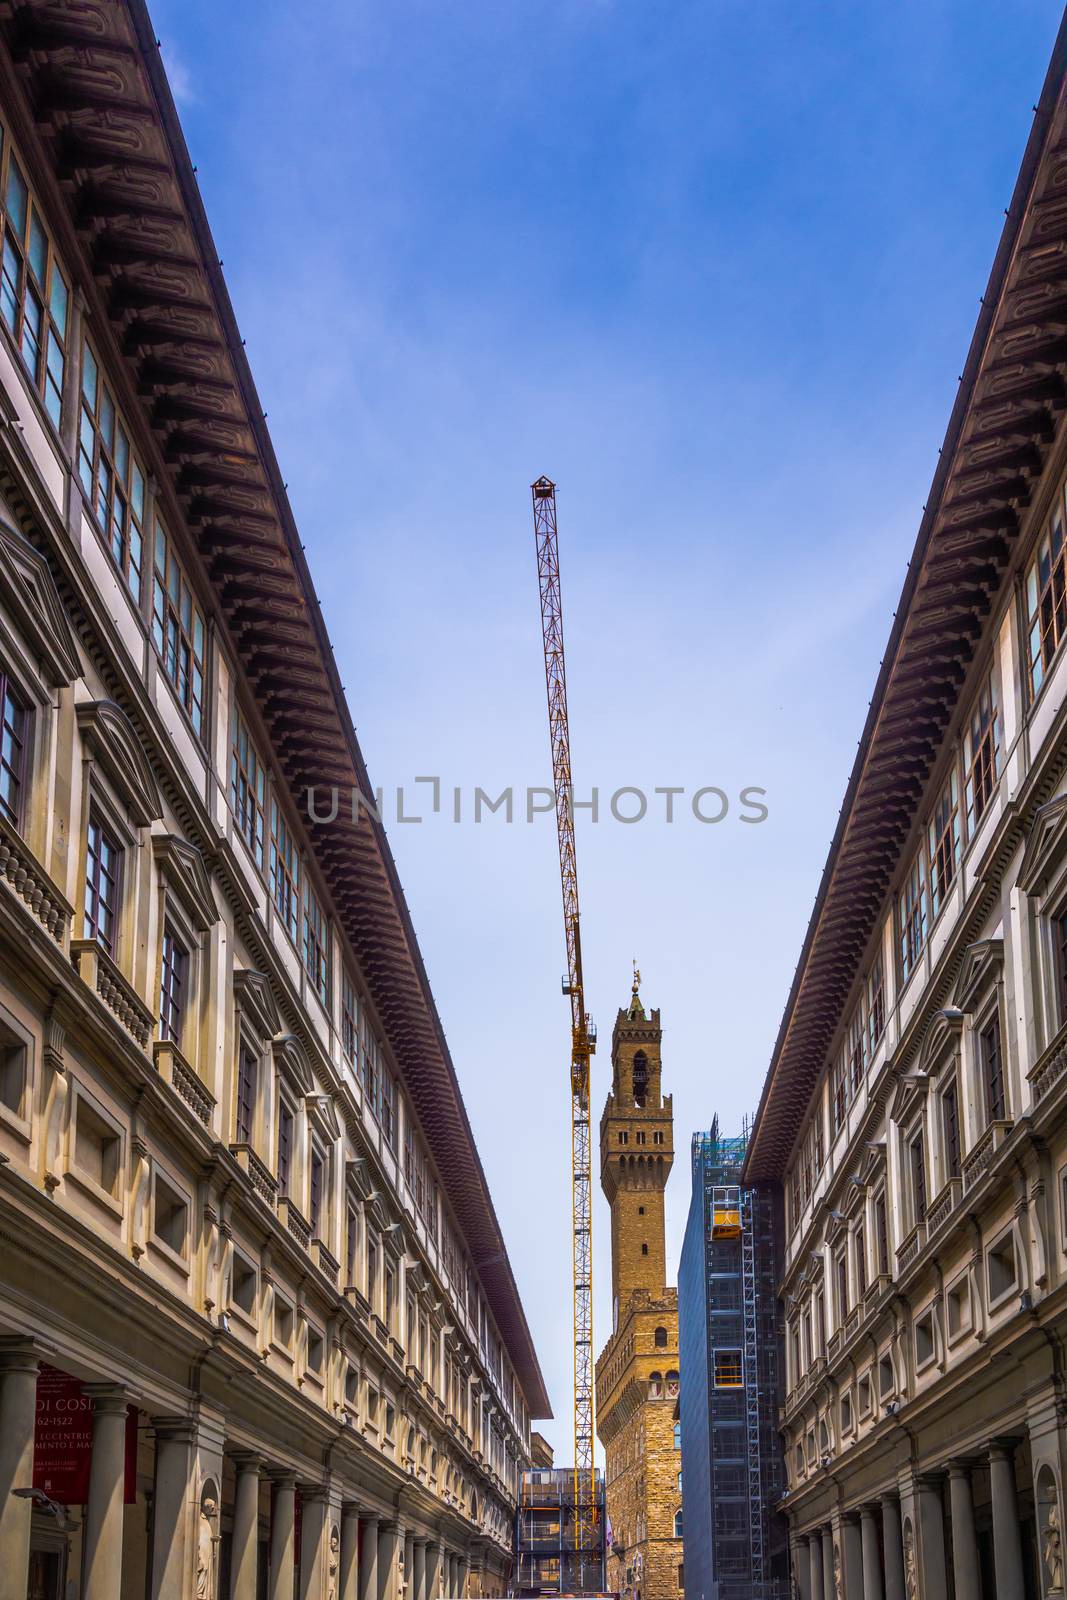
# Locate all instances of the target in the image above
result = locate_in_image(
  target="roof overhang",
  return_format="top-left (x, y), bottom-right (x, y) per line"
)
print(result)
top-left (744, 11), bottom-right (1067, 1185)
top-left (0, 0), bottom-right (550, 1416)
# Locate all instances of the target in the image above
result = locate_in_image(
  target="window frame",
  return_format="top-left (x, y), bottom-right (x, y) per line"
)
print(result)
top-left (83, 808), bottom-right (123, 959)
top-left (151, 517), bottom-right (207, 741)
top-left (0, 661), bottom-right (30, 832)
top-left (303, 879), bottom-right (330, 1009)
top-left (1026, 493), bottom-right (1067, 699)
top-left (962, 670), bottom-right (1002, 835)
top-left (230, 706), bottom-right (266, 870)
top-left (158, 921), bottom-right (188, 1046)
top-left (78, 340), bottom-right (146, 605)
top-left (0, 126), bottom-right (69, 430)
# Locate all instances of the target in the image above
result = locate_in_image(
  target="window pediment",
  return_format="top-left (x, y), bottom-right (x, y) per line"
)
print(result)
top-left (886, 1069), bottom-right (929, 1125)
top-left (0, 521), bottom-right (81, 686)
top-left (918, 1008), bottom-right (964, 1077)
top-left (152, 834), bottom-right (218, 931)
top-left (1019, 797), bottom-right (1067, 897)
top-left (273, 1033), bottom-right (313, 1095)
top-left (76, 700), bottom-right (162, 827)
top-left (858, 1139), bottom-right (886, 1186)
top-left (953, 939), bottom-right (1005, 1013)
top-left (346, 1156), bottom-right (373, 1201)
top-left (307, 1091), bottom-right (341, 1141)
top-left (233, 969), bottom-right (280, 1044)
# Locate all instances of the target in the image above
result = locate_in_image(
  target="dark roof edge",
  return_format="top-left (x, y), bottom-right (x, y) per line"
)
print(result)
top-left (127, 0), bottom-right (550, 1419)
top-left (742, 8), bottom-right (1067, 1186)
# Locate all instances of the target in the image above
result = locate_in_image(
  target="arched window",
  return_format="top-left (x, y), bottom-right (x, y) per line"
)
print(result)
top-left (655, 1326), bottom-right (668, 1348)
top-left (673, 1508), bottom-right (683, 1538)
top-left (666, 1369), bottom-right (680, 1398)
top-left (633, 1051), bottom-right (649, 1107)
top-left (673, 1420), bottom-right (681, 1449)
top-left (648, 1370), bottom-right (663, 1398)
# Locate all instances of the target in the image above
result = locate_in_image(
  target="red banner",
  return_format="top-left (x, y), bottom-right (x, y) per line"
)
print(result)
top-left (33, 1364), bottom-right (138, 1505)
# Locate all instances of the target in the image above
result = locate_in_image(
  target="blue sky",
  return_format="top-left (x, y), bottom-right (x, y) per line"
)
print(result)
top-left (154, 0), bottom-right (1062, 1454)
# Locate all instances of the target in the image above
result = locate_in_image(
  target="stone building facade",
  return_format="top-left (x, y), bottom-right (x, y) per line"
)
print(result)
top-left (744, 13), bottom-right (1067, 1600)
top-left (0, 4), bottom-right (548, 1600)
top-left (595, 983), bottom-right (683, 1600)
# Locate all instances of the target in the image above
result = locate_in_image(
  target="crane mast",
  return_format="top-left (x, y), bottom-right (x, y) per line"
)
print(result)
top-left (531, 475), bottom-right (598, 1580)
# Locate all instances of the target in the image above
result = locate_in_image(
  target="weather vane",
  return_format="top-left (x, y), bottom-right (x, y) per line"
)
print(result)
top-left (632, 960), bottom-right (641, 995)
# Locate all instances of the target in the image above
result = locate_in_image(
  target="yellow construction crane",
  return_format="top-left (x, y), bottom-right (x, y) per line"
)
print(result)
top-left (530, 475), bottom-right (598, 1580)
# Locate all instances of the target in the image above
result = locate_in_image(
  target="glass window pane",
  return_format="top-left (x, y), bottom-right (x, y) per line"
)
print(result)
top-left (49, 266), bottom-right (68, 337)
top-left (27, 211), bottom-right (46, 285)
top-left (6, 158), bottom-right (27, 238)
top-left (82, 342), bottom-right (98, 406)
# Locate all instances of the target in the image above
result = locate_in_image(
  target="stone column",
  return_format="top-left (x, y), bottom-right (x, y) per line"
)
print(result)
top-left (425, 1542), bottom-right (441, 1600)
top-left (808, 1533), bottom-right (824, 1600)
top-left (378, 1523), bottom-right (400, 1600)
top-left (404, 1532), bottom-right (415, 1600)
top-left (989, 1441), bottom-right (1026, 1600)
top-left (842, 1516), bottom-right (863, 1598)
top-left (413, 1539), bottom-right (427, 1600)
top-left (458, 1554), bottom-right (469, 1597)
top-left (82, 1387), bottom-right (129, 1600)
top-left (230, 1455), bottom-right (262, 1600)
top-left (150, 1419), bottom-right (199, 1600)
top-left (917, 1477), bottom-right (949, 1600)
top-left (881, 1496), bottom-right (905, 1600)
top-left (0, 1343), bottom-right (38, 1600)
top-left (359, 1518), bottom-right (379, 1600)
top-left (340, 1505), bottom-right (359, 1600)
top-left (947, 1462), bottom-right (980, 1600)
top-left (269, 1475), bottom-right (297, 1600)
top-left (861, 1506), bottom-right (884, 1600)
top-left (298, 1488), bottom-right (327, 1600)
top-left (821, 1528), bottom-right (833, 1600)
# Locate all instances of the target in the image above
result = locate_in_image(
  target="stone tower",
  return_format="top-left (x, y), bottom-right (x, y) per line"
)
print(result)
top-left (595, 973), bottom-right (683, 1600)
top-left (600, 977), bottom-right (674, 1319)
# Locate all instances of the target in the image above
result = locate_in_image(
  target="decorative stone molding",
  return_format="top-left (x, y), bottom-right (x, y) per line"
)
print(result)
top-left (1019, 797), bottom-right (1067, 896)
top-left (0, 519), bottom-right (81, 684)
top-left (152, 833), bottom-right (219, 931)
top-left (154, 1038), bottom-right (215, 1127)
top-left (954, 939), bottom-right (1005, 1013)
top-left (232, 968), bottom-right (280, 1043)
top-left (76, 700), bottom-right (162, 827)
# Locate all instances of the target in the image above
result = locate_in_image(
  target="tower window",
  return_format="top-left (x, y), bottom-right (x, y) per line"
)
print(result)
top-left (638, 1205), bottom-right (645, 1215)
top-left (641, 1243), bottom-right (649, 1255)
top-left (618, 1131), bottom-right (628, 1145)
top-left (633, 1051), bottom-right (648, 1107)
top-left (655, 1327), bottom-right (668, 1348)
top-left (636, 1131), bottom-right (646, 1145)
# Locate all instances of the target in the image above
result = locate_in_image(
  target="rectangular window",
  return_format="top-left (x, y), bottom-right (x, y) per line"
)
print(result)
top-left (303, 882), bottom-right (330, 1006)
top-left (367, 1236), bottom-right (379, 1309)
top-left (910, 1131), bottom-right (927, 1226)
top-left (83, 813), bottom-right (122, 956)
top-left (310, 1146), bottom-right (324, 1235)
top-left (927, 769), bottom-right (961, 918)
top-left (942, 1078), bottom-right (961, 1179)
top-left (830, 1053), bottom-right (848, 1136)
top-left (1056, 912), bottom-right (1067, 1028)
top-left (1027, 502), bottom-right (1067, 697)
top-left (380, 1072), bottom-right (397, 1149)
top-left (0, 130), bottom-right (69, 427)
top-left (346, 1203), bottom-right (360, 1287)
top-left (277, 1098), bottom-right (294, 1196)
top-left (235, 1045), bottom-right (257, 1145)
top-left (963, 673), bottom-right (1001, 833)
top-left (159, 923), bottom-right (187, 1044)
top-left (898, 851), bottom-right (928, 984)
top-left (0, 666), bottom-right (28, 829)
top-left (866, 950), bottom-right (886, 1054)
top-left (151, 520), bottom-right (206, 738)
top-left (875, 1192), bottom-right (889, 1276)
top-left (981, 1012), bottom-right (1005, 1123)
top-left (269, 799), bottom-right (299, 942)
top-left (79, 342), bottom-right (145, 603)
top-left (854, 1225), bottom-right (867, 1300)
top-left (835, 1248), bottom-right (849, 1320)
top-left (847, 1006), bottom-right (866, 1091)
top-left (341, 972), bottom-right (358, 1068)
top-left (230, 709), bottom-right (266, 868)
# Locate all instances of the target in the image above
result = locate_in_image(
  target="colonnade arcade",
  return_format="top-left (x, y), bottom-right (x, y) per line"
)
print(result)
top-left (0, 1342), bottom-right (484, 1600)
top-left (791, 1420), bottom-right (1065, 1600)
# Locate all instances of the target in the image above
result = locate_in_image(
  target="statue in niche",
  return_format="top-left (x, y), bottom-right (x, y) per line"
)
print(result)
top-left (328, 1523), bottom-right (340, 1600)
top-left (903, 1521), bottom-right (917, 1600)
top-left (196, 1486), bottom-right (219, 1599)
top-left (1045, 1502), bottom-right (1064, 1594)
top-left (832, 1543), bottom-right (842, 1600)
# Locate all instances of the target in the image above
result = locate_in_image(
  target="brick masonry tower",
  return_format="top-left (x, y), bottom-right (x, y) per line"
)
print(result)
top-left (595, 972), bottom-right (683, 1600)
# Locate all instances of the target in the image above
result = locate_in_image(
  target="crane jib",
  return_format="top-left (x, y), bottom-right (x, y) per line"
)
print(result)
top-left (530, 476), bottom-right (600, 1580)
